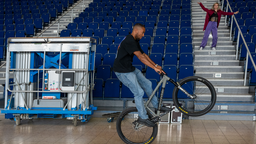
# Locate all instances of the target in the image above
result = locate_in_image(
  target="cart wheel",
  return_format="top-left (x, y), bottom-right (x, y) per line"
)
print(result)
top-left (73, 117), bottom-right (77, 126)
top-left (15, 116), bottom-right (20, 126)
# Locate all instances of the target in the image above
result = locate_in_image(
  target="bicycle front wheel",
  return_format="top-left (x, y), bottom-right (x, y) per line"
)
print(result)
top-left (172, 76), bottom-right (216, 116)
top-left (116, 107), bottom-right (158, 144)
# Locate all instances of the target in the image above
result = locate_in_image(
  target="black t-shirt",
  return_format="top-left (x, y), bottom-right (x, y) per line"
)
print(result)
top-left (113, 34), bottom-right (144, 73)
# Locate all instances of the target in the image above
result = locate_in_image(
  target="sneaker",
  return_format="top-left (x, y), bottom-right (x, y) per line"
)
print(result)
top-left (212, 47), bottom-right (216, 50)
top-left (137, 117), bottom-right (156, 127)
top-left (199, 47), bottom-right (203, 50)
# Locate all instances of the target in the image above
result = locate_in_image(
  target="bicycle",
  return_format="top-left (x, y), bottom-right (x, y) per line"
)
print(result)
top-left (116, 74), bottom-right (217, 144)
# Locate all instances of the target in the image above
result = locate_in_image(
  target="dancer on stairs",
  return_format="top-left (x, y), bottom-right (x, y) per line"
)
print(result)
top-left (198, 2), bottom-right (239, 50)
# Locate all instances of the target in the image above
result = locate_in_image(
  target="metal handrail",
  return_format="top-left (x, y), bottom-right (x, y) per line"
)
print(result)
top-left (223, 0), bottom-right (256, 86)
top-left (37, 0), bottom-right (83, 37)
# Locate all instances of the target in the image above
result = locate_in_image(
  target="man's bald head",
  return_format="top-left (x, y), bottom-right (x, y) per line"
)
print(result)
top-left (131, 23), bottom-right (145, 40)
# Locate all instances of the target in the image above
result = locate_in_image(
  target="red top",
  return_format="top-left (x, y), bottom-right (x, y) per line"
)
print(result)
top-left (199, 3), bottom-right (234, 31)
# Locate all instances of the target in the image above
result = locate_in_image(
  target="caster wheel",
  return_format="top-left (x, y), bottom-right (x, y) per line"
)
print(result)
top-left (15, 116), bottom-right (20, 126)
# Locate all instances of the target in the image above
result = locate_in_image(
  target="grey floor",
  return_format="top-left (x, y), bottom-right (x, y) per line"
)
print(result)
top-left (0, 115), bottom-right (256, 144)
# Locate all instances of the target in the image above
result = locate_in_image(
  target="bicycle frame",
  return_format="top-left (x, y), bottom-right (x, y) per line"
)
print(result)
top-left (145, 75), bottom-right (194, 118)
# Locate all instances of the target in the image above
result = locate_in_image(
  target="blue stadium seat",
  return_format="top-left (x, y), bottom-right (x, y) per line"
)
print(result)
top-left (112, 21), bottom-right (122, 30)
top-left (107, 28), bottom-right (118, 37)
top-left (180, 27), bottom-right (192, 35)
top-left (149, 9), bottom-right (159, 16)
top-left (178, 65), bottom-right (194, 80)
top-left (249, 25), bottom-right (256, 35)
top-left (140, 35), bottom-right (151, 45)
top-left (146, 67), bottom-right (160, 81)
top-left (162, 5), bottom-right (171, 10)
top-left (89, 11), bottom-right (98, 17)
top-left (119, 11), bottom-right (129, 17)
top-left (169, 21), bottom-right (180, 28)
top-left (82, 29), bottom-right (93, 37)
top-left (32, 13), bottom-right (41, 19)
top-left (16, 30), bottom-right (25, 37)
top-left (89, 22), bottom-right (99, 30)
top-left (97, 65), bottom-right (111, 81)
top-left (181, 21), bottom-right (191, 28)
top-left (92, 36), bottom-right (100, 45)
top-left (154, 36), bottom-right (166, 44)
top-left (84, 17), bottom-right (94, 23)
top-left (145, 21), bottom-right (155, 29)
top-left (25, 24), bottom-right (34, 37)
top-left (6, 25), bottom-right (14, 31)
top-left (233, 26), bottom-right (247, 41)
top-left (150, 53), bottom-right (163, 67)
top-left (164, 53), bottom-right (178, 65)
top-left (116, 16), bottom-right (125, 22)
top-left (5, 31), bottom-right (15, 43)
top-left (94, 16), bottom-right (103, 23)
top-left (97, 44), bottom-right (108, 56)
top-left (114, 36), bottom-right (125, 44)
top-left (159, 15), bottom-right (169, 21)
top-left (172, 4), bottom-right (181, 9)
top-left (248, 52), bottom-right (256, 70)
top-left (166, 44), bottom-right (178, 53)
top-left (112, 7), bottom-right (121, 13)
top-left (179, 53), bottom-right (193, 66)
top-left (181, 9), bottom-right (191, 15)
top-left (103, 53), bottom-right (116, 67)
top-left (145, 28), bottom-right (153, 36)
top-left (94, 28), bottom-right (104, 38)
top-left (129, 10), bottom-right (138, 16)
top-left (25, 19), bottom-right (33, 25)
top-left (157, 21), bottom-right (168, 28)
top-left (156, 28), bottom-right (167, 36)
top-left (160, 10), bottom-right (170, 15)
top-left (109, 44), bottom-right (119, 53)
top-left (180, 35), bottom-right (192, 44)
top-left (140, 43), bottom-right (149, 55)
top-left (133, 56), bottom-right (145, 68)
top-left (103, 6), bottom-right (111, 12)
top-left (139, 10), bottom-right (148, 16)
top-left (171, 9), bottom-right (180, 15)
top-left (49, 8), bottom-right (57, 20)
top-left (242, 12), bottom-right (253, 20)
top-left (168, 28), bottom-right (179, 36)
top-left (181, 15), bottom-right (191, 21)
top-left (16, 24), bottom-right (25, 32)
top-left (102, 36), bottom-right (114, 46)
top-left (24, 13), bottom-right (32, 19)
top-left (94, 7), bottom-right (103, 12)
top-left (123, 6), bottom-right (132, 11)
top-left (167, 35), bottom-right (179, 44)
top-left (137, 16), bottom-right (146, 22)
top-left (134, 2), bottom-right (143, 7)
top-left (153, 0), bottom-right (161, 5)
top-left (42, 13), bottom-right (50, 25)
top-left (71, 29), bottom-right (82, 37)
top-left (147, 16), bottom-right (157, 23)
top-left (78, 22), bottom-right (88, 30)
top-left (116, 1), bottom-right (124, 7)
top-left (0, 38), bottom-right (4, 46)
top-left (180, 44), bottom-right (193, 53)
top-left (240, 42), bottom-right (255, 59)
top-left (74, 17), bottom-right (83, 24)
top-left (245, 18), bottom-right (256, 28)
top-left (79, 12), bottom-right (89, 18)
top-left (126, 16), bottom-right (136, 23)
top-left (250, 68), bottom-right (256, 85)
top-left (104, 16), bottom-right (114, 25)
top-left (119, 28), bottom-right (130, 36)
top-left (99, 22), bottom-right (109, 30)
top-left (67, 23), bottom-right (77, 31)
top-left (93, 78), bottom-right (103, 97)
top-left (141, 5), bottom-right (150, 11)
top-left (239, 6), bottom-right (249, 13)
top-left (122, 22), bottom-right (133, 32)
top-left (170, 15), bottom-right (180, 21)
top-left (182, 4), bottom-right (191, 9)
top-left (35, 18), bottom-right (43, 32)
top-left (5, 19), bottom-right (14, 25)
top-left (60, 30), bottom-right (71, 37)
top-left (55, 4), bottom-right (63, 14)
top-left (238, 33), bottom-right (251, 48)
top-left (104, 79), bottom-right (120, 98)
top-left (152, 44), bottom-right (164, 54)
top-left (163, 79), bottom-right (175, 98)
top-left (95, 53), bottom-right (102, 69)
top-left (108, 11), bottom-right (118, 18)
top-left (5, 14), bottom-right (13, 19)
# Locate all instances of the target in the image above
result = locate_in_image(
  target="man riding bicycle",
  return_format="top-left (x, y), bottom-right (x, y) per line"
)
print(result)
top-left (113, 23), bottom-right (170, 127)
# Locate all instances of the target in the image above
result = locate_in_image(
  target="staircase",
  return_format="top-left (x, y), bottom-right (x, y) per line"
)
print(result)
top-left (191, 0), bottom-right (255, 120)
top-left (36, 0), bottom-right (92, 37)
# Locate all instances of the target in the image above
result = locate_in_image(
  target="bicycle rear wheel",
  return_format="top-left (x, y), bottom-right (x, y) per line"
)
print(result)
top-left (172, 76), bottom-right (216, 116)
top-left (116, 107), bottom-right (158, 144)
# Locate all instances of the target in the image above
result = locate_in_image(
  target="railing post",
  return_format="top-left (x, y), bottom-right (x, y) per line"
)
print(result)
top-left (244, 53), bottom-right (249, 86)
top-left (57, 21), bottom-right (60, 37)
top-left (236, 31), bottom-right (240, 60)
top-left (71, 9), bottom-right (73, 23)
top-left (230, 15), bottom-right (234, 40)
top-left (222, 0), bottom-right (225, 10)
top-left (225, 4), bottom-right (228, 26)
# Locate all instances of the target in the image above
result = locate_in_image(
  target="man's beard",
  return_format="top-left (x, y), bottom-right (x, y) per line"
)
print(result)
top-left (135, 33), bottom-right (141, 41)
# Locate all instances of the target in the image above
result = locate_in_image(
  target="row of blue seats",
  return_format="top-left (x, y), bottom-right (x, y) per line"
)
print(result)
top-left (64, 21), bottom-right (191, 33)
top-left (95, 43), bottom-right (193, 55)
top-left (62, 27), bottom-right (192, 37)
top-left (90, 0), bottom-right (190, 8)
top-left (233, 12), bottom-right (256, 21)
top-left (95, 53), bottom-right (194, 73)
top-left (93, 65), bottom-right (194, 99)
top-left (1, 19), bottom-right (43, 31)
top-left (81, 9), bottom-right (191, 17)
top-left (95, 43), bottom-right (192, 55)
top-left (0, 0), bottom-right (72, 8)
top-left (93, 0), bottom-right (191, 3)
top-left (240, 42), bottom-right (256, 59)
top-left (229, 1), bottom-right (256, 10)
top-left (96, 64), bottom-right (194, 81)
top-left (233, 25), bottom-right (256, 39)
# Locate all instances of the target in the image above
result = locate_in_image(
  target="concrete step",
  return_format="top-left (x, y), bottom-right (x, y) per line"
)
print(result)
top-left (195, 71), bottom-right (244, 79)
top-left (193, 45), bottom-right (235, 50)
top-left (194, 50), bottom-right (236, 55)
top-left (195, 55), bottom-right (236, 60)
top-left (195, 102), bottom-right (255, 112)
top-left (193, 37), bottom-right (232, 42)
top-left (193, 41), bottom-right (233, 46)
top-left (192, 23), bottom-right (227, 27)
top-left (0, 72), bottom-right (13, 78)
top-left (193, 33), bottom-right (230, 37)
top-left (194, 60), bottom-right (240, 66)
top-left (192, 19), bottom-right (226, 23)
top-left (196, 86), bottom-right (250, 94)
top-left (189, 111), bottom-right (255, 121)
top-left (193, 29), bottom-right (229, 33)
top-left (192, 26), bottom-right (229, 30)
top-left (196, 78), bottom-right (244, 86)
top-left (195, 66), bottom-right (243, 72)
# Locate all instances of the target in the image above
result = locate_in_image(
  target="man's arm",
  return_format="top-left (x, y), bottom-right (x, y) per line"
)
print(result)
top-left (134, 51), bottom-right (165, 74)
